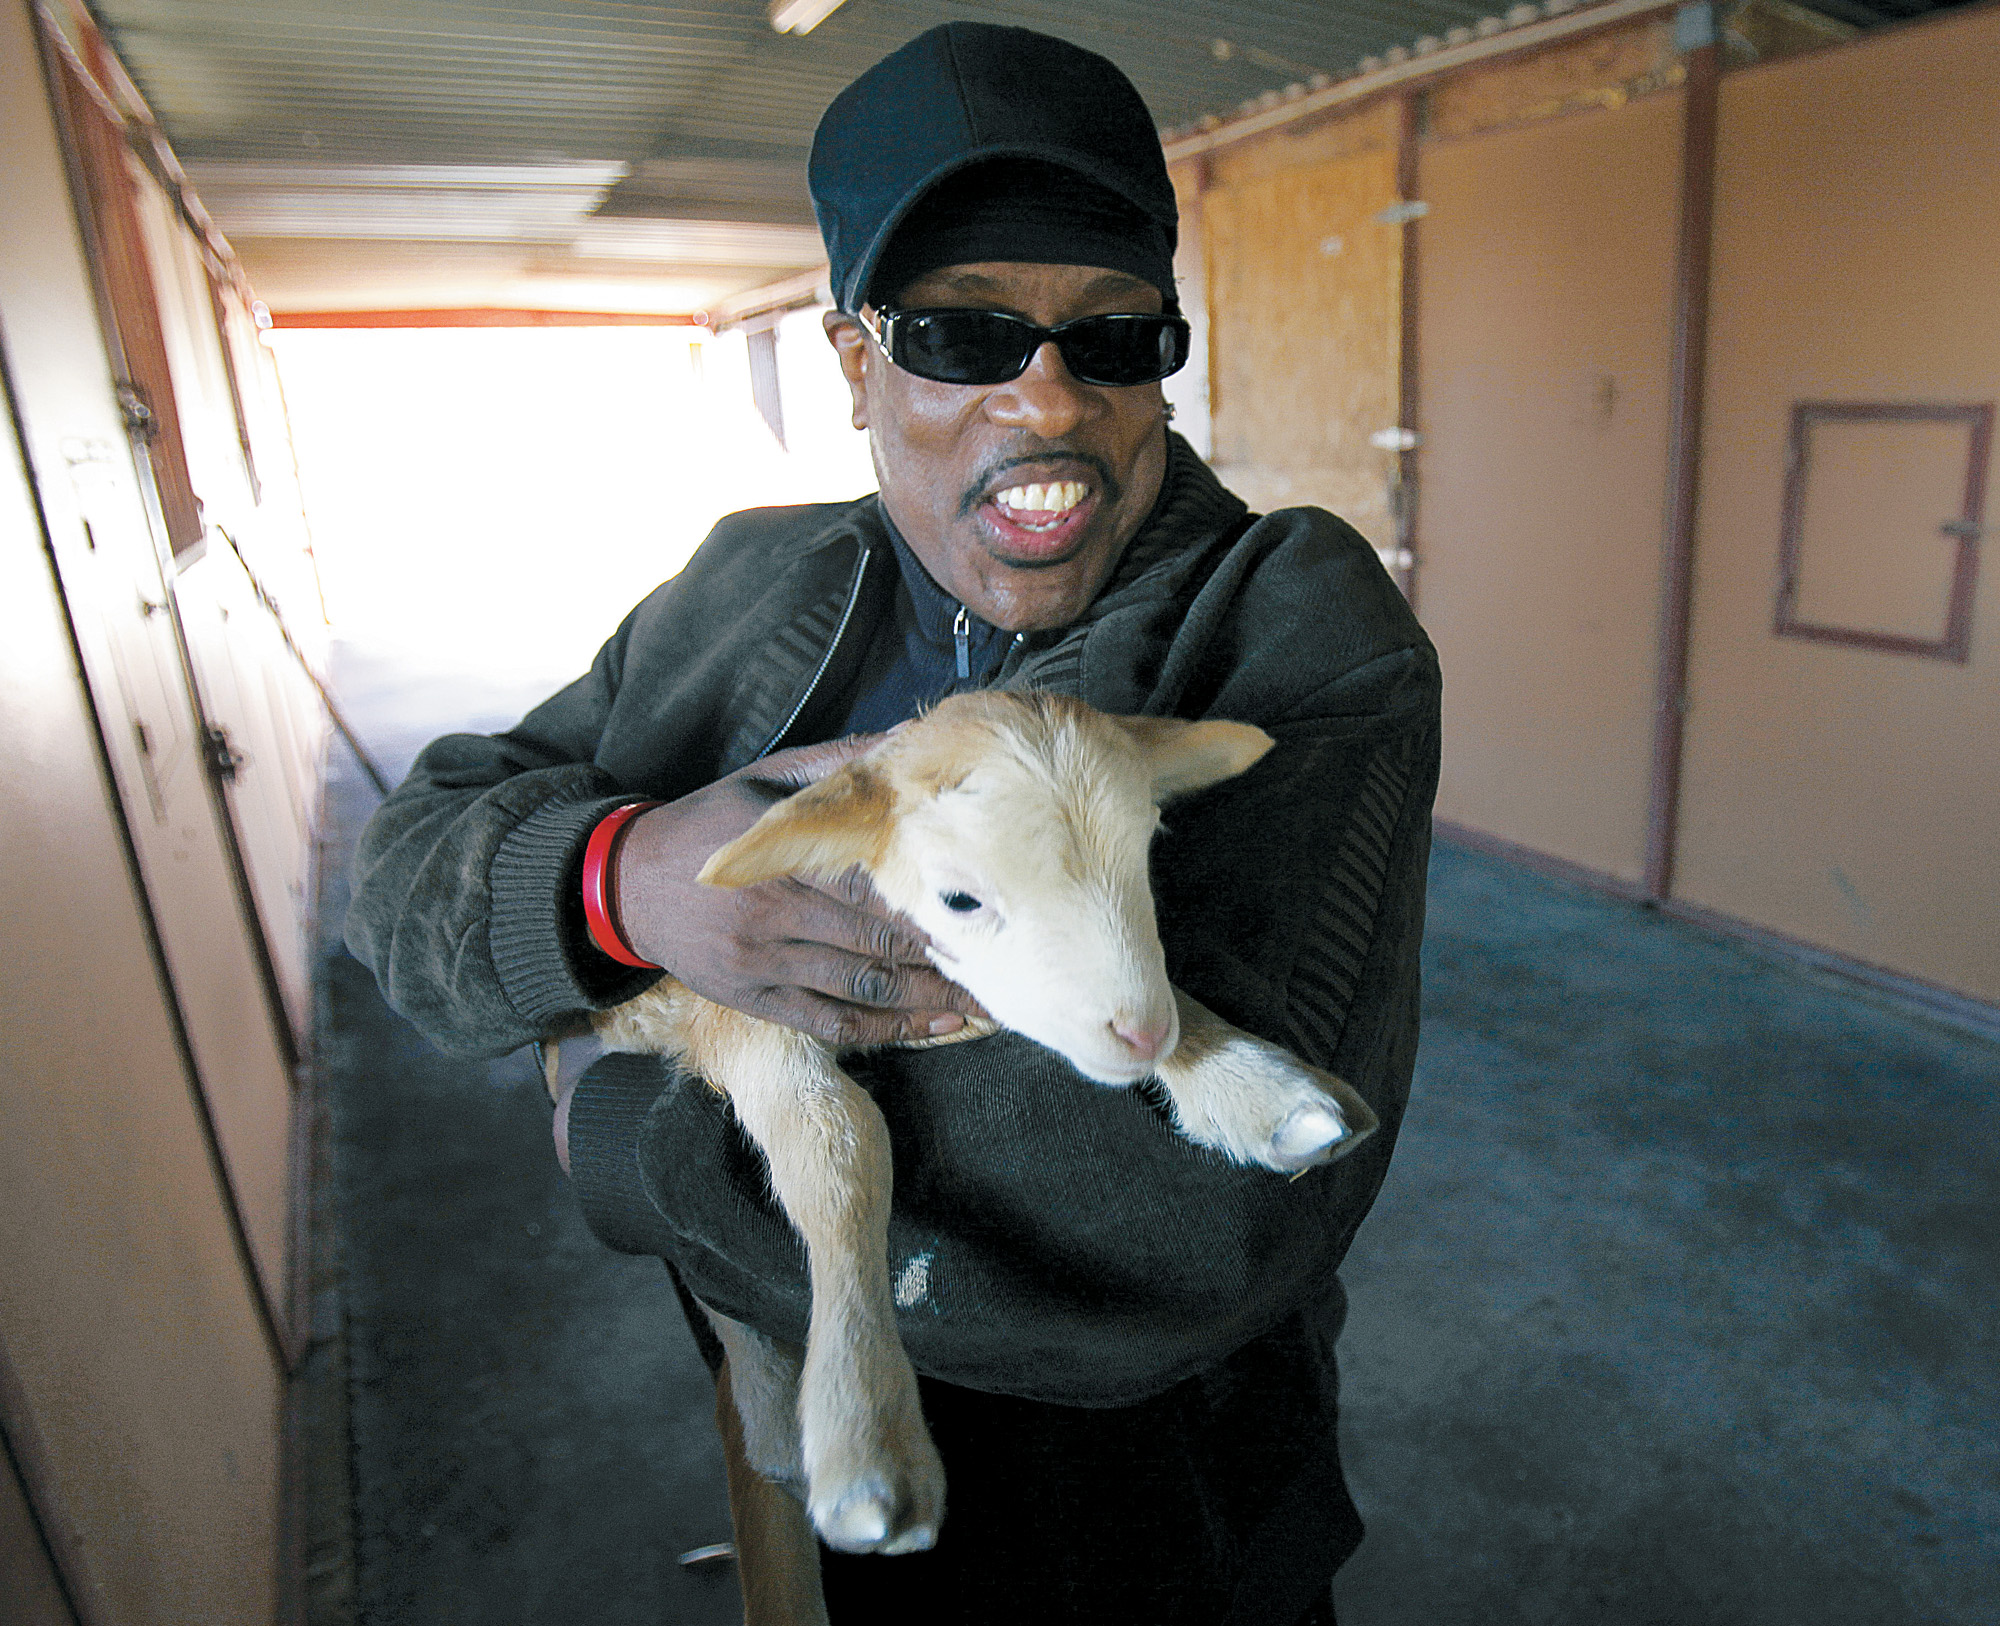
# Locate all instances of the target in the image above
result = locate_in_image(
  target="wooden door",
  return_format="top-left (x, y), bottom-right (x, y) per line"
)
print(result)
top-left (1676, 12), bottom-right (2000, 1000)
top-left (28, 11), bottom-right (300, 1325)
top-left (0, 323), bottom-right (283, 1626)
top-left (125, 154), bottom-right (328, 1039)
top-left (1415, 92), bottom-right (1682, 882)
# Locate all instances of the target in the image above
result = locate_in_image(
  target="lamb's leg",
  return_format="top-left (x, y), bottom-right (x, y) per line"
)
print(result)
top-left (699, 1017), bottom-right (944, 1556)
top-left (701, 1307), bottom-right (806, 1494)
top-left (714, 1353), bottom-right (830, 1626)
top-left (1154, 989), bottom-right (1379, 1173)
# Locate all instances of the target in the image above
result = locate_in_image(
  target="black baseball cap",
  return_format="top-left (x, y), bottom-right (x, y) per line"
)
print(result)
top-left (809, 23), bottom-right (1179, 314)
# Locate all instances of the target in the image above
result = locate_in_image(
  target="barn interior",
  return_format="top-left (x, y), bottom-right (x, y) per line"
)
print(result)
top-left (3, 2), bottom-right (1997, 1624)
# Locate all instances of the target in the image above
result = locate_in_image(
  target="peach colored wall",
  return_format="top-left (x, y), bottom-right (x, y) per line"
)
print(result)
top-left (1416, 92), bottom-right (1681, 882)
top-left (1676, 9), bottom-right (2000, 1001)
top-left (0, 0), bottom-right (329, 1616)
top-left (11, 1), bottom-right (326, 1321)
top-left (0, 378), bottom-right (282, 1626)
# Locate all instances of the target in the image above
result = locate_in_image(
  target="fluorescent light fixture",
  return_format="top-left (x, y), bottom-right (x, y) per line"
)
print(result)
top-left (769, 0), bottom-right (850, 34)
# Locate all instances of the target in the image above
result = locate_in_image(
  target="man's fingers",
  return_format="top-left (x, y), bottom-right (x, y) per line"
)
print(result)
top-left (766, 876), bottom-right (933, 964)
top-left (811, 865), bottom-right (885, 912)
top-left (751, 989), bottom-right (966, 1050)
top-left (773, 944), bottom-right (975, 1015)
top-left (796, 867), bottom-right (943, 960)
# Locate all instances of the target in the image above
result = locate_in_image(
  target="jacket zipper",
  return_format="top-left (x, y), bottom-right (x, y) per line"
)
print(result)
top-left (953, 605), bottom-right (971, 680)
top-left (756, 542), bottom-right (875, 760)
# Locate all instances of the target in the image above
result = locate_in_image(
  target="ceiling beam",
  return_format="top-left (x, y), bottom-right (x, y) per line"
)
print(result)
top-left (1163, 0), bottom-right (1682, 162)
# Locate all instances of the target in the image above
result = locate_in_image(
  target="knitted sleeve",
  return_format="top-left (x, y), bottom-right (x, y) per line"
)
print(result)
top-left (342, 621), bottom-right (658, 1060)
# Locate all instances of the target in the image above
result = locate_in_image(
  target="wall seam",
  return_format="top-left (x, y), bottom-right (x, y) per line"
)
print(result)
top-left (1395, 90), bottom-right (1423, 610)
top-left (1643, 18), bottom-right (1721, 899)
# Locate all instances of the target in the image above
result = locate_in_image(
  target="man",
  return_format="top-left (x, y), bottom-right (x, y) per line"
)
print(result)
top-left (347, 22), bottom-right (1439, 1625)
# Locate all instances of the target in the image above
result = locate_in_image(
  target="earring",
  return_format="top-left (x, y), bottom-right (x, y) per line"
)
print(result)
top-left (1162, 402), bottom-right (1177, 422)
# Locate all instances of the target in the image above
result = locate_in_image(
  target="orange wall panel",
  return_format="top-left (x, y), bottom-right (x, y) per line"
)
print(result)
top-left (1, 4), bottom-right (295, 1618)
top-left (1416, 93), bottom-right (1681, 881)
top-left (16, 0), bottom-right (309, 1318)
top-left (0, 397), bottom-right (281, 1626)
top-left (1676, 9), bottom-right (2000, 1000)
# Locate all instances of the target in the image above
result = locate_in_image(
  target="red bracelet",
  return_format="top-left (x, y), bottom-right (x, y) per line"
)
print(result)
top-left (581, 801), bottom-right (663, 968)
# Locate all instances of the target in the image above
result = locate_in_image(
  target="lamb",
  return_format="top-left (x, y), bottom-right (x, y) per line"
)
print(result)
top-left (587, 689), bottom-right (1378, 1558)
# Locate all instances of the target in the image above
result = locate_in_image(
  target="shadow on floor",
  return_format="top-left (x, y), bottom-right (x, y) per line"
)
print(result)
top-left (310, 646), bottom-right (1998, 1625)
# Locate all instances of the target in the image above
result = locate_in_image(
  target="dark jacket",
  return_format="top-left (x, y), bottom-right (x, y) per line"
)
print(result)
top-left (346, 436), bottom-right (1440, 1408)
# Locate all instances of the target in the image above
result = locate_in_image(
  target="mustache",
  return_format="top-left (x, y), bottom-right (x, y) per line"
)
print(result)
top-left (957, 449), bottom-right (1121, 519)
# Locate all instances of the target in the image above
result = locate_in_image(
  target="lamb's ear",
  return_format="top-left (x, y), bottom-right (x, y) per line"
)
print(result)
top-left (1115, 716), bottom-right (1275, 803)
top-left (696, 766), bottom-right (894, 888)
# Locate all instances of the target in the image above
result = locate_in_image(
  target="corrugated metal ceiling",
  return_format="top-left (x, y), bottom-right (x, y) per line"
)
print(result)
top-left (100, 1), bottom-right (1510, 164)
top-left (86, 0), bottom-right (1960, 311)
top-left (81, 0), bottom-right (1518, 307)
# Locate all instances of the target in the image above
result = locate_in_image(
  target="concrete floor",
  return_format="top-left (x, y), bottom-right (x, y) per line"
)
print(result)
top-left (1332, 837), bottom-right (1998, 1623)
top-left (309, 646), bottom-right (1999, 1625)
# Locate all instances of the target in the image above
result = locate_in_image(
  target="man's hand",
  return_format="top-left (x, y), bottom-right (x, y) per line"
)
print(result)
top-left (613, 735), bottom-right (981, 1047)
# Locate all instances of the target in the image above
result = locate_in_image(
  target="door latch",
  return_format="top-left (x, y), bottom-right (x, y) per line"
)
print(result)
top-left (202, 725), bottom-right (245, 783)
top-left (115, 382), bottom-right (158, 443)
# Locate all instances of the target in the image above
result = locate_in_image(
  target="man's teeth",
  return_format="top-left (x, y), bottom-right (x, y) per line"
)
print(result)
top-left (994, 480), bottom-right (1087, 516)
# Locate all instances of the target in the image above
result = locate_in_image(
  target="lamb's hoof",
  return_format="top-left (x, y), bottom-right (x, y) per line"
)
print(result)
top-left (800, 1366), bottom-right (945, 1555)
top-left (1269, 1103), bottom-right (1352, 1171)
top-left (811, 1476), bottom-right (940, 1555)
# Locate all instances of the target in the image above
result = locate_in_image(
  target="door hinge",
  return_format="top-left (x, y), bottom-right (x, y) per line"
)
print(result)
top-left (202, 724), bottom-right (245, 783)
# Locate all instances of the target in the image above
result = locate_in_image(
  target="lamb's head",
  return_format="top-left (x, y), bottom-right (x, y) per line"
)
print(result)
top-left (700, 692), bottom-right (1273, 1084)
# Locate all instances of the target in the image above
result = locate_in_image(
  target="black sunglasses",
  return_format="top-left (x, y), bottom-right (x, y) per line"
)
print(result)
top-left (871, 306), bottom-right (1191, 388)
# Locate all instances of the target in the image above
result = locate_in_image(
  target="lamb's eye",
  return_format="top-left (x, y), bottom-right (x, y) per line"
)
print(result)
top-left (941, 891), bottom-right (982, 914)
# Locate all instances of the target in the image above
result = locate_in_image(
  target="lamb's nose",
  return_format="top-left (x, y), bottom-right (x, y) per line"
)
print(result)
top-left (1111, 1015), bottom-right (1172, 1062)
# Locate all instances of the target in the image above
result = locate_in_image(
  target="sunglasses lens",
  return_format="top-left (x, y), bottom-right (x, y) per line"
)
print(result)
top-left (893, 311), bottom-right (1036, 385)
top-left (1059, 315), bottom-right (1191, 386)
top-left (884, 311), bottom-right (1191, 387)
